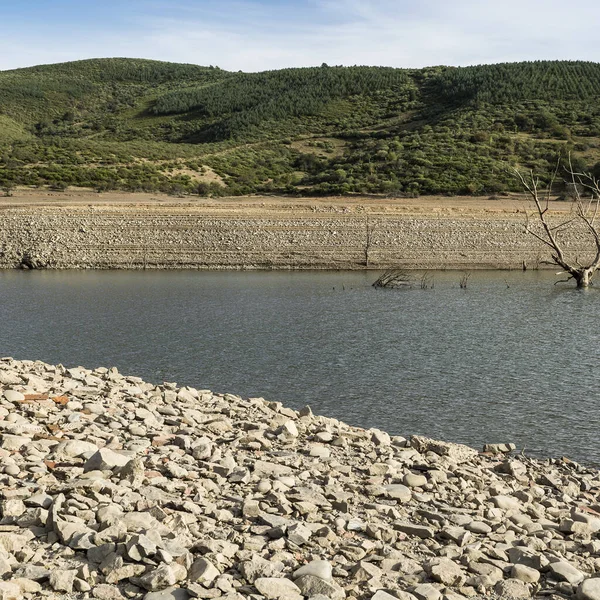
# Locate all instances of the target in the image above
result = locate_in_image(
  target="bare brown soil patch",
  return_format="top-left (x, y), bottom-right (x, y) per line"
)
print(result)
top-left (290, 137), bottom-right (347, 158)
top-left (0, 188), bottom-right (573, 217)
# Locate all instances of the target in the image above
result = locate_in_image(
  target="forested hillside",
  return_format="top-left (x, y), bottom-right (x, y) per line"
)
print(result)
top-left (1, 58), bottom-right (599, 196)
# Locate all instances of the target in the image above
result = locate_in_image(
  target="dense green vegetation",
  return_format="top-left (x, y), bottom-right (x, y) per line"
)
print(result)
top-left (1, 58), bottom-right (600, 196)
top-left (431, 61), bottom-right (600, 105)
top-left (151, 67), bottom-right (417, 142)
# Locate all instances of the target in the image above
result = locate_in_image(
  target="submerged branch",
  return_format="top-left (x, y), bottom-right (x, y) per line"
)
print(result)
top-left (372, 269), bottom-right (413, 289)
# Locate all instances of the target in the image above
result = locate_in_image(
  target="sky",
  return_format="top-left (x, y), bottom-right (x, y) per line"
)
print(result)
top-left (1, 0), bottom-right (600, 72)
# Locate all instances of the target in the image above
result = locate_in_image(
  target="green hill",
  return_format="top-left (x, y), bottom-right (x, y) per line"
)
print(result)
top-left (1, 58), bottom-right (600, 196)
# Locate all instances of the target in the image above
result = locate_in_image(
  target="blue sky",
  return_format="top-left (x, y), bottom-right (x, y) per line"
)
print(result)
top-left (2, 0), bottom-right (600, 71)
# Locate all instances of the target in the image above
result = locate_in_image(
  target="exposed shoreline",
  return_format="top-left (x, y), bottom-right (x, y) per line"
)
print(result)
top-left (0, 190), bottom-right (588, 271)
top-left (1, 357), bottom-right (600, 600)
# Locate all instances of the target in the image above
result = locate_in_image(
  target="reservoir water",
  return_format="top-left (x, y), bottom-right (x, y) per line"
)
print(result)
top-left (1, 269), bottom-right (599, 465)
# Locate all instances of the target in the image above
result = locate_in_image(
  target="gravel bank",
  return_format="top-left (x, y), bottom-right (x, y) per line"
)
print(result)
top-left (1, 358), bottom-right (600, 600)
top-left (0, 200), bottom-right (582, 270)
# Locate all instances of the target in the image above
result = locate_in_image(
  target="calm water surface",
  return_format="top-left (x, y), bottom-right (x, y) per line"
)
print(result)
top-left (1, 269), bottom-right (599, 464)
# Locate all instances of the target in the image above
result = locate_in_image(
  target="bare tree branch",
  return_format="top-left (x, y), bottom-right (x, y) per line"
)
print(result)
top-left (513, 156), bottom-right (600, 287)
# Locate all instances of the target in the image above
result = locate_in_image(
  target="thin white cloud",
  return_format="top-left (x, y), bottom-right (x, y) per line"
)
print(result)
top-left (1, 0), bottom-right (600, 72)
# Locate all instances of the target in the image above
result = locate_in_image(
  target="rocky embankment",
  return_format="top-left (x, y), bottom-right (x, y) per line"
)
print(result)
top-left (0, 200), bottom-right (559, 270)
top-left (1, 359), bottom-right (600, 600)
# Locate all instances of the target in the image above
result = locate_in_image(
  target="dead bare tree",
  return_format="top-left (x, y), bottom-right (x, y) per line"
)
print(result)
top-left (514, 160), bottom-right (600, 288)
top-left (364, 216), bottom-right (374, 267)
top-left (459, 271), bottom-right (471, 289)
top-left (420, 272), bottom-right (435, 289)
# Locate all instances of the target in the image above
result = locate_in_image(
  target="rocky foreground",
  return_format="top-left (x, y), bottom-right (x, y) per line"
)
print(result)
top-left (0, 360), bottom-right (600, 600)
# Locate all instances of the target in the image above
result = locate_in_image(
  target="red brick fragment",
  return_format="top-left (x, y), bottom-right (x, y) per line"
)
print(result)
top-left (23, 393), bottom-right (49, 401)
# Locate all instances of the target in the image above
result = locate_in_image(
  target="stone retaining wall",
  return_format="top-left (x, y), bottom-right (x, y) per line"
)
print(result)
top-left (0, 204), bottom-right (591, 270)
